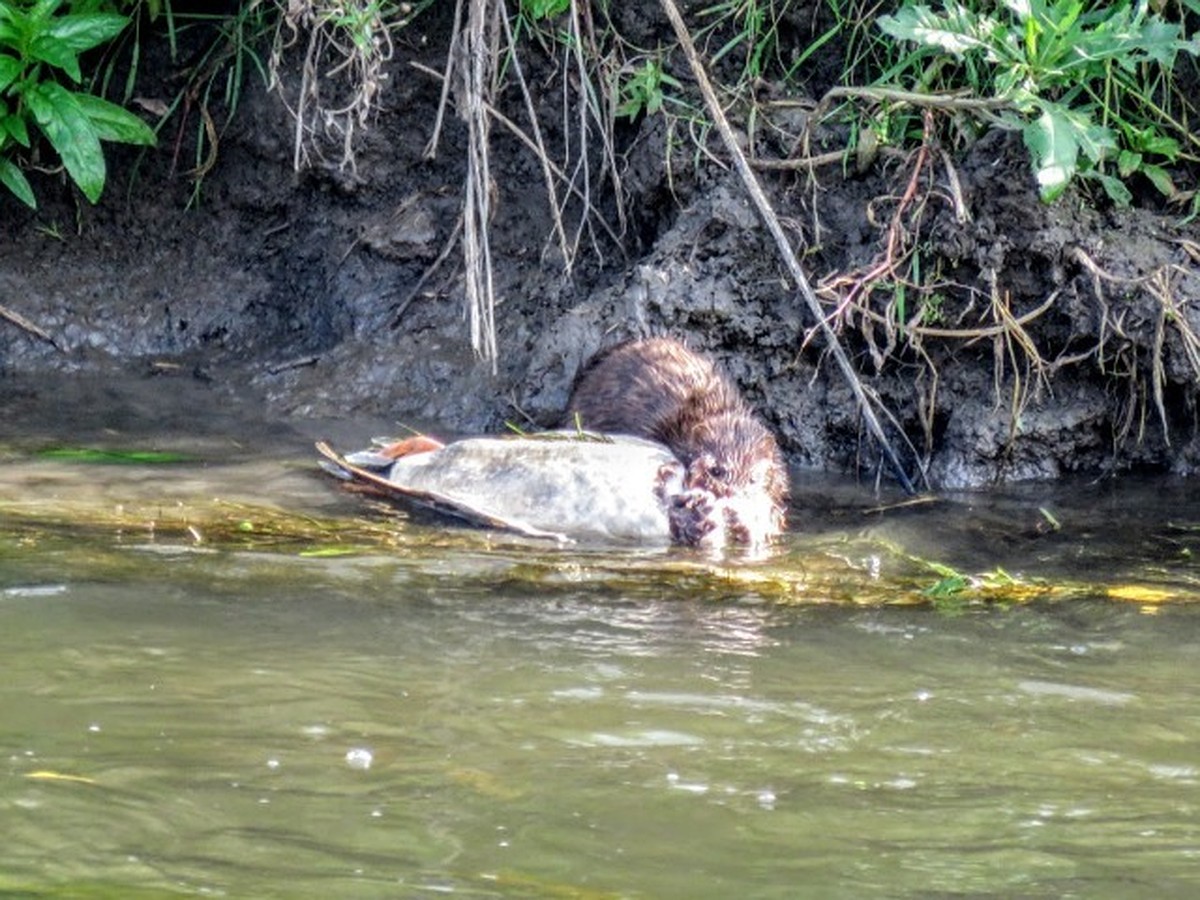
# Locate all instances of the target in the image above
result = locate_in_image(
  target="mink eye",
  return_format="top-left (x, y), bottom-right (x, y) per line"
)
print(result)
top-left (708, 464), bottom-right (728, 480)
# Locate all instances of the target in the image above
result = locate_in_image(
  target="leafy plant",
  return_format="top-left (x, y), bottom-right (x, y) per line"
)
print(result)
top-left (878, 0), bottom-right (1200, 203)
top-left (521, 0), bottom-right (570, 20)
top-left (0, 0), bottom-right (156, 208)
top-left (616, 56), bottom-right (682, 119)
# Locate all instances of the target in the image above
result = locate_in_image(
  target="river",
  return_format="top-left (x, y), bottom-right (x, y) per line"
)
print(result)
top-left (2, 373), bottom-right (1198, 897)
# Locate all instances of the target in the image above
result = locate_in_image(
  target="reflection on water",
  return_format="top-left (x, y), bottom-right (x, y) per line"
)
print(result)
top-left (2, 374), bottom-right (1200, 897)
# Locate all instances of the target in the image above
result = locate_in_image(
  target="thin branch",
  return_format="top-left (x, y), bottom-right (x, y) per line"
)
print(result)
top-left (424, 0), bottom-right (465, 159)
top-left (461, 0), bottom-right (497, 369)
top-left (819, 85), bottom-right (1012, 113)
top-left (496, 0), bottom-right (571, 268)
top-left (0, 304), bottom-right (60, 350)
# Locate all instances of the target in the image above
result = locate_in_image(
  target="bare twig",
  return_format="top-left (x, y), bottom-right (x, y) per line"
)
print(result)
top-left (0, 304), bottom-right (60, 350)
top-left (270, 1), bottom-right (395, 173)
top-left (1070, 247), bottom-right (1200, 442)
top-left (818, 85), bottom-right (1011, 114)
top-left (390, 214), bottom-right (465, 328)
top-left (424, 0), bottom-right (465, 159)
top-left (749, 149), bottom-right (848, 172)
top-left (659, 0), bottom-right (919, 494)
top-left (847, 287), bottom-right (1060, 341)
top-left (461, 0), bottom-right (497, 369)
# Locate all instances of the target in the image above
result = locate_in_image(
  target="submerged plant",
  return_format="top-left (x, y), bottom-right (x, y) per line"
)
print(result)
top-left (0, 0), bottom-right (156, 208)
top-left (878, 0), bottom-right (1200, 203)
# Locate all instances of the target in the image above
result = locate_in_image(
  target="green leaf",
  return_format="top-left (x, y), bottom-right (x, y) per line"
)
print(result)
top-left (30, 0), bottom-right (67, 19)
top-left (1142, 164), bottom-right (1176, 198)
top-left (879, 4), bottom-right (997, 57)
top-left (74, 93), bottom-right (155, 145)
top-left (1117, 149), bottom-right (1141, 178)
top-left (46, 12), bottom-right (129, 54)
top-left (1046, 0), bottom-right (1084, 40)
top-left (1086, 170), bottom-right (1132, 206)
top-left (0, 54), bottom-right (21, 93)
top-left (923, 573), bottom-right (970, 598)
top-left (0, 25), bottom-right (21, 50)
top-left (1073, 118), bottom-right (1115, 164)
top-left (1114, 19), bottom-right (1184, 68)
top-left (0, 8), bottom-right (20, 44)
top-left (2, 112), bottom-right (30, 147)
top-left (1138, 133), bottom-right (1180, 160)
top-left (0, 156), bottom-right (36, 208)
top-left (25, 81), bottom-right (106, 202)
top-left (1023, 105), bottom-right (1079, 202)
top-left (523, 0), bottom-right (569, 19)
top-left (29, 35), bottom-right (82, 82)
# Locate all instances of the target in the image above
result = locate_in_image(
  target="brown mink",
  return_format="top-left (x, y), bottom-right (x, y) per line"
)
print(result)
top-left (563, 337), bottom-right (788, 546)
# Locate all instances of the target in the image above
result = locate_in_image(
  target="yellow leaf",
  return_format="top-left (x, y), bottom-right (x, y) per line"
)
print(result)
top-left (25, 770), bottom-right (98, 785)
top-left (1106, 585), bottom-right (1173, 604)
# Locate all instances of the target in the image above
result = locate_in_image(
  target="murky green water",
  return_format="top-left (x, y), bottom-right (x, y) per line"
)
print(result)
top-left (3, 376), bottom-right (1199, 897)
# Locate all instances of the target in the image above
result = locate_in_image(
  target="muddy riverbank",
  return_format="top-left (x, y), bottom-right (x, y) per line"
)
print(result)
top-left (2, 3), bottom-right (1198, 489)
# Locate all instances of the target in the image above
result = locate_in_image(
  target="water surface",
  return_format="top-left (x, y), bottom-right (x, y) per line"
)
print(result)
top-left (2, 374), bottom-right (1198, 898)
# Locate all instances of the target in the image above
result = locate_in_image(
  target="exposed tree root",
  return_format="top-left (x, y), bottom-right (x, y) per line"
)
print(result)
top-left (1071, 247), bottom-right (1200, 444)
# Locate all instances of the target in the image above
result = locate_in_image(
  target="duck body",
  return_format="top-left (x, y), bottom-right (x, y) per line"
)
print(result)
top-left (320, 433), bottom-right (684, 544)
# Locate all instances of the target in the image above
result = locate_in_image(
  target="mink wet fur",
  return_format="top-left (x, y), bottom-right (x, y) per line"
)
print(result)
top-left (563, 337), bottom-right (789, 539)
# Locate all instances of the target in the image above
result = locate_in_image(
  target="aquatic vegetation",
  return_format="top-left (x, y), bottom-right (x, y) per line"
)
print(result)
top-left (35, 446), bottom-right (192, 464)
top-left (1, 494), bottom-right (1194, 609)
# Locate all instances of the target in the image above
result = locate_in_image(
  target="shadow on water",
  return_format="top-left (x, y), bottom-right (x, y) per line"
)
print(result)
top-left (3, 372), bottom-right (1200, 897)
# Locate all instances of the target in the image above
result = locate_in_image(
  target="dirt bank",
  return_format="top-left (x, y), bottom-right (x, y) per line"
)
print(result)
top-left (2, 4), bottom-right (1198, 490)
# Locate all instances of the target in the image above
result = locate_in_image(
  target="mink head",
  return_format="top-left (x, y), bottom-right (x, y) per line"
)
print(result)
top-left (661, 408), bottom-right (788, 547)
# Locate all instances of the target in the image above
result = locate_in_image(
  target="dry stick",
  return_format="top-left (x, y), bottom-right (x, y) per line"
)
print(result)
top-left (750, 149), bottom-right (846, 172)
top-left (565, 0), bottom-right (625, 260)
top-left (293, 26), bottom-right (319, 171)
top-left (424, 0), bottom-right (465, 159)
top-left (462, 0), bottom-right (497, 369)
top-left (0, 304), bottom-right (59, 350)
top-left (865, 289), bottom-right (1060, 342)
top-left (818, 85), bottom-right (1010, 113)
top-left (819, 116), bottom-right (933, 332)
top-left (577, 2), bottom-right (627, 242)
top-left (389, 214), bottom-right (465, 329)
top-left (565, 2), bottom-right (595, 267)
top-left (658, 0), bottom-right (918, 495)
